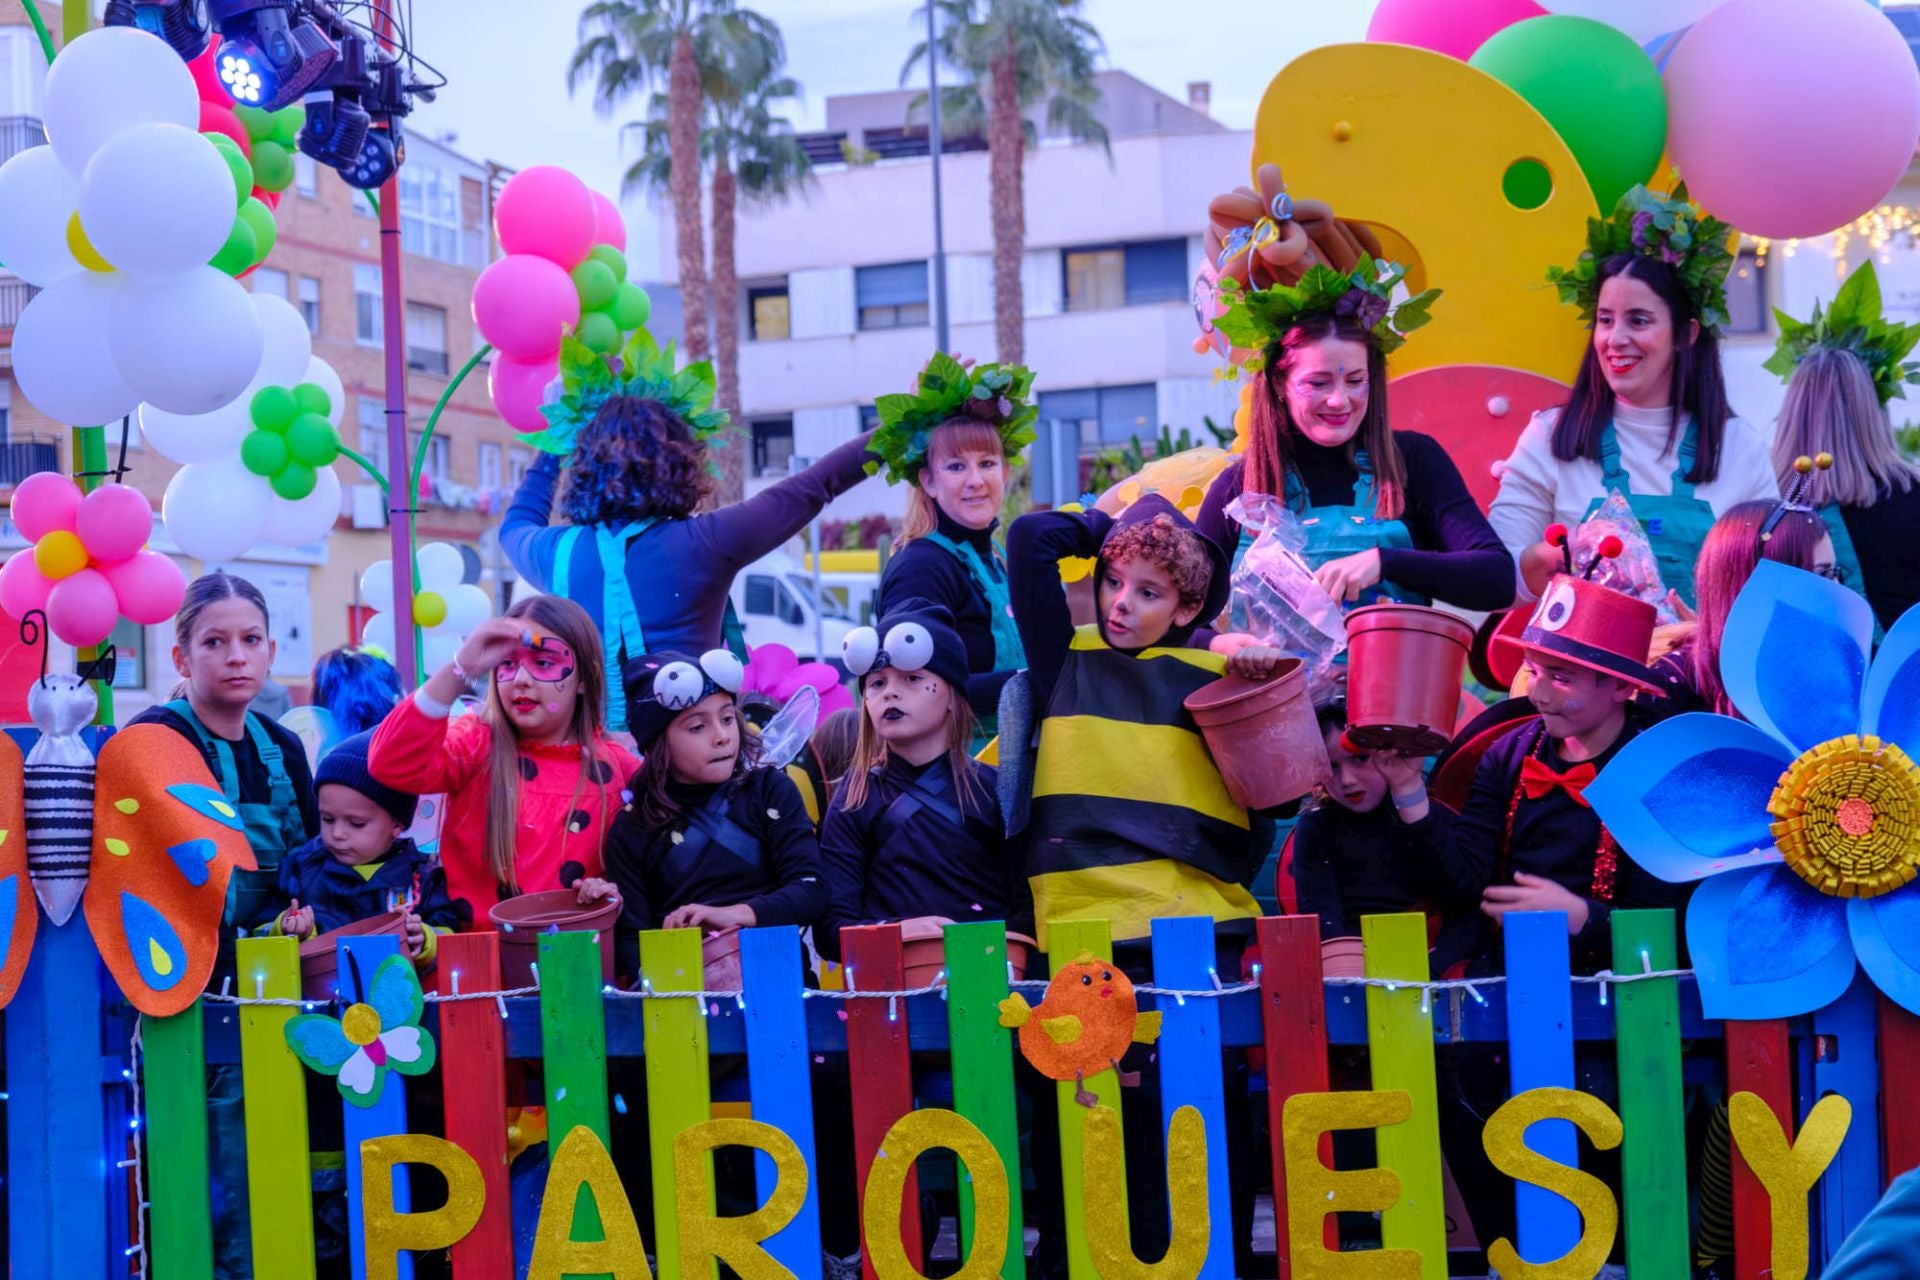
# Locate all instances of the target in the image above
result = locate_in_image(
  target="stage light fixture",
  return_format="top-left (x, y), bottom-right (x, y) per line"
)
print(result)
top-left (208, 0), bottom-right (336, 112)
top-left (102, 0), bottom-right (213, 60)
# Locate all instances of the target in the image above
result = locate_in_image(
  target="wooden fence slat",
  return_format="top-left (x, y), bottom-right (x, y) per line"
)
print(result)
top-left (740, 925), bottom-right (824, 1279)
top-left (537, 929), bottom-right (613, 1279)
top-left (942, 921), bottom-right (1025, 1278)
top-left (840, 923), bottom-right (923, 1280)
top-left (1047, 917), bottom-right (1127, 1280)
top-left (145, 1002), bottom-right (214, 1280)
top-left (1878, 995), bottom-right (1920, 1179)
top-left (1503, 910), bottom-right (1579, 1263)
top-left (1150, 915), bottom-right (1233, 1280)
top-left (1812, 976), bottom-right (1881, 1256)
top-left (435, 933), bottom-right (513, 1278)
top-left (1361, 912), bottom-right (1447, 1277)
top-left (236, 934), bottom-right (317, 1279)
top-left (1611, 910), bottom-right (1688, 1279)
top-left (1726, 1018), bottom-right (1791, 1280)
top-left (1258, 916), bottom-right (1333, 1276)
top-left (341, 934), bottom-right (413, 1280)
top-left (640, 927), bottom-right (713, 1280)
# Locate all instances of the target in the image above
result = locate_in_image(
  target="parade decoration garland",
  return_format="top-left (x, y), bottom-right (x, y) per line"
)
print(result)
top-left (867, 352), bottom-right (1039, 486)
top-left (523, 332), bottom-right (731, 460)
top-left (1764, 259), bottom-right (1920, 406)
top-left (1546, 184), bottom-right (1735, 332)
top-left (1212, 254), bottom-right (1440, 362)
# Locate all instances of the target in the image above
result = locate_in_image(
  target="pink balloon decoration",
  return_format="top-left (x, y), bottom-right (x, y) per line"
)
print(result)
top-left (592, 190), bottom-right (627, 251)
top-left (489, 352), bottom-right (560, 434)
top-left (11, 472), bottom-right (83, 542)
top-left (1665, 0), bottom-right (1920, 239)
top-left (101, 550), bottom-right (186, 625)
top-left (472, 255), bottom-right (580, 361)
top-left (45, 568), bottom-right (119, 648)
top-left (1368, 0), bottom-right (1548, 60)
top-left (0, 552), bottom-right (53, 619)
top-left (76, 483), bottom-right (154, 564)
top-left (494, 165), bottom-right (598, 268)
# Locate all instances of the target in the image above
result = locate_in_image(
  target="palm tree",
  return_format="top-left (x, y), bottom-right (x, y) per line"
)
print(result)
top-left (904, 0), bottom-right (1108, 366)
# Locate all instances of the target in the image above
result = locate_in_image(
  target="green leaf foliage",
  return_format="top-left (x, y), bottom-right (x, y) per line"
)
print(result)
top-left (1767, 260), bottom-right (1920, 406)
top-left (867, 354), bottom-right (1041, 485)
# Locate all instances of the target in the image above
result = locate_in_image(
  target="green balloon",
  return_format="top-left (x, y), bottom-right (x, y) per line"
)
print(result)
top-left (239, 198), bottom-right (277, 269)
top-left (234, 104), bottom-right (275, 142)
top-left (571, 260), bottom-right (618, 311)
top-left (204, 133), bottom-right (251, 207)
top-left (272, 461), bottom-right (318, 501)
top-left (610, 283), bottom-right (651, 332)
top-left (1469, 16), bottom-right (1666, 215)
top-left (241, 429), bottom-right (289, 478)
top-left (250, 139), bottom-right (294, 193)
top-left (251, 385), bottom-right (299, 432)
top-left (589, 243), bottom-right (628, 285)
top-left (285, 413), bottom-right (339, 467)
top-left (292, 382), bottom-right (332, 418)
top-left (578, 311), bottom-right (621, 354)
top-left (209, 216), bottom-right (258, 276)
top-left (271, 104), bottom-right (305, 148)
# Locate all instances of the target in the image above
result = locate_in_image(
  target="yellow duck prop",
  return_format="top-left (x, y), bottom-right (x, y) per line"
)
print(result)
top-left (998, 952), bottom-right (1162, 1107)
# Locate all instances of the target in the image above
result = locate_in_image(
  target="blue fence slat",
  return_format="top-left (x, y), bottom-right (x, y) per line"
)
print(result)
top-left (1149, 915), bottom-right (1232, 1280)
top-left (740, 925), bottom-right (823, 1279)
top-left (1813, 975), bottom-right (1881, 1258)
top-left (340, 934), bottom-right (413, 1280)
top-left (1504, 910), bottom-right (1579, 1263)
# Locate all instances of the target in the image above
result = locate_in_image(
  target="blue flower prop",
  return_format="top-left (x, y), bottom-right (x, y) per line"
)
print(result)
top-left (1589, 561), bottom-right (1920, 1020)
top-left (284, 953), bottom-right (437, 1107)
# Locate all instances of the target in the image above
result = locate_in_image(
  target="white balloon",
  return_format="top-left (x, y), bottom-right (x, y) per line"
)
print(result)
top-left (440, 584), bottom-right (493, 638)
top-left (423, 632), bottom-right (462, 672)
top-left (1536, 0), bottom-right (1727, 42)
top-left (361, 559), bottom-right (395, 604)
top-left (263, 466), bottom-right (342, 546)
top-left (163, 456), bottom-right (271, 562)
top-left (138, 397), bottom-right (254, 464)
top-left (361, 611), bottom-right (397, 656)
top-left (44, 27), bottom-right (199, 176)
top-left (302, 356), bottom-right (346, 427)
top-left (255, 293), bottom-right (314, 387)
top-left (110, 269), bottom-right (264, 415)
top-left (11, 273), bottom-right (138, 425)
top-left (78, 124), bottom-right (233, 277)
top-left (0, 147), bottom-right (83, 287)
top-left (417, 541), bottom-right (465, 592)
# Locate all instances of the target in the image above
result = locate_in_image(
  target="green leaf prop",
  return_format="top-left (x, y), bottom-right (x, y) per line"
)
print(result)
top-left (1765, 260), bottom-right (1920, 406)
top-left (1545, 184), bottom-right (1735, 332)
top-left (1213, 255), bottom-right (1443, 360)
top-left (524, 329), bottom-right (733, 459)
top-left (866, 354), bottom-right (1039, 485)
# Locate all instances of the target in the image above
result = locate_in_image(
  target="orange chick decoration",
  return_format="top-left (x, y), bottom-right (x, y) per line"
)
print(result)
top-left (998, 951), bottom-right (1162, 1106)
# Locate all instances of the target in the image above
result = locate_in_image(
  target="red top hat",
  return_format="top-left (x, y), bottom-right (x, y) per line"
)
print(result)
top-left (1491, 575), bottom-right (1663, 694)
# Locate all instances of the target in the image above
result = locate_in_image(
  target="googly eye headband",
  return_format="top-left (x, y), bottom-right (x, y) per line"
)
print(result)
top-left (841, 621), bottom-right (936, 681)
top-left (644, 649), bottom-right (746, 713)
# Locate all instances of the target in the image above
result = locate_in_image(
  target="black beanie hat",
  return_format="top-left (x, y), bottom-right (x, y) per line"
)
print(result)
top-left (622, 648), bottom-right (747, 749)
top-left (315, 730), bottom-right (418, 828)
top-left (840, 603), bottom-right (971, 693)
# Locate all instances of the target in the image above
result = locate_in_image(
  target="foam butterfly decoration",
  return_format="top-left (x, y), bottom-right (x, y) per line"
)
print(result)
top-left (284, 952), bottom-right (437, 1107)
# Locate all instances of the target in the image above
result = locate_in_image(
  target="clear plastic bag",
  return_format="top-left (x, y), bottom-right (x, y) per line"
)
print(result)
top-left (1225, 492), bottom-right (1347, 678)
top-left (1573, 491), bottom-right (1681, 625)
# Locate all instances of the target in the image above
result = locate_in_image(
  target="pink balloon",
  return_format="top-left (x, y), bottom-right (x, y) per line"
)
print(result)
top-left (0, 551), bottom-right (53, 619)
top-left (11, 472), bottom-right (82, 542)
top-left (494, 165), bottom-right (598, 268)
top-left (186, 36), bottom-right (228, 104)
top-left (45, 568), bottom-right (118, 649)
top-left (488, 352), bottom-right (559, 434)
top-left (101, 550), bottom-right (186, 625)
top-left (472, 255), bottom-right (580, 361)
top-left (1666, 0), bottom-right (1920, 239)
top-left (76, 483), bottom-right (154, 563)
top-left (592, 190), bottom-right (627, 251)
top-left (1368, 0), bottom-right (1548, 60)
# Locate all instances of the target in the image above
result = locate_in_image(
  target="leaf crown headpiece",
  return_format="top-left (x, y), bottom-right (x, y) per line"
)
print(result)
top-left (867, 352), bottom-right (1038, 486)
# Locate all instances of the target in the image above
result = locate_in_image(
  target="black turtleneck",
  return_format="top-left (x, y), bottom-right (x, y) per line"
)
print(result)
top-left (877, 507), bottom-right (1018, 717)
top-left (1196, 431), bottom-right (1516, 611)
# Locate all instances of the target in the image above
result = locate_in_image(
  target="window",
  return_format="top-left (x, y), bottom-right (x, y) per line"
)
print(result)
top-left (751, 417), bottom-right (795, 478)
top-left (460, 177), bottom-right (487, 270)
top-left (855, 261), bottom-right (929, 330)
top-left (295, 151), bottom-right (318, 197)
top-left (1725, 248), bottom-right (1770, 336)
top-left (748, 284), bottom-right (791, 342)
top-left (1036, 383), bottom-right (1158, 448)
top-left (405, 302), bottom-right (450, 375)
top-left (354, 264), bottom-right (382, 344)
top-left (252, 267), bottom-right (290, 301)
top-left (742, 574), bottom-right (804, 627)
top-left (401, 164), bottom-right (463, 265)
top-left (411, 431), bottom-right (450, 483)
top-left (296, 276), bottom-right (321, 334)
top-left (107, 618), bottom-right (145, 691)
top-left (509, 446), bottom-right (533, 487)
top-left (1062, 239), bottom-right (1187, 311)
top-left (358, 397), bottom-right (388, 463)
top-left (478, 442), bottom-right (502, 490)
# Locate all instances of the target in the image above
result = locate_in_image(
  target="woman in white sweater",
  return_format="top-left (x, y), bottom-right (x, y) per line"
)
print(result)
top-left (1492, 189), bottom-right (1778, 605)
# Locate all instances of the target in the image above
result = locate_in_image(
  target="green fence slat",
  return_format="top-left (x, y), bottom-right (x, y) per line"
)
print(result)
top-left (144, 1003), bottom-right (213, 1280)
top-left (539, 930), bottom-right (613, 1278)
top-left (942, 921), bottom-right (1026, 1278)
top-left (1612, 910), bottom-right (1689, 1278)
top-left (1046, 918), bottom-right (1125, 1280)
top-left (641, 927), bottom-right (713, 1280)
top-left (1361, 912), bottom-right (1447, 1277)
top-left (236, 935), bottom-right (316, 1279)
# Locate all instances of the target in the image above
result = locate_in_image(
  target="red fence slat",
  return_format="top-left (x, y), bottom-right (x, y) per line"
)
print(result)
top-left (1258, 915), bottom-right (1335, 1273)
top-left (436, 933), bottom-right (513, 1277)
top-left (1726, 1019), bottom-right (1792, 1280)
top-left (840, 925), bottom-right (923, 1280)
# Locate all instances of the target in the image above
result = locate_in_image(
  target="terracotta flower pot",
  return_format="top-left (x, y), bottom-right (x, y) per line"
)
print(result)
top-left (489, 890), bottom-right (622, 988)
top-left (1184, 659), bottom-right (1330, 809)
top-left (1345, 604), bottom-right (1476, 756)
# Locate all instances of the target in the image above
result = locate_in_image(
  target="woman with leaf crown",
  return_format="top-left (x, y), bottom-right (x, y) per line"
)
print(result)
top-left (1493, 185), bottom-right (1778, 610)
top-left (501, 331), bottom-right (879, 732)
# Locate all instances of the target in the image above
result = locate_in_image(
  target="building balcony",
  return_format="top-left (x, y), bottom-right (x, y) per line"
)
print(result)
top-left (0, 117), bottom-right (46, 169)
top-left (0, 437), bottom-right (60, 488)
top-left (0, 278), bottom-right (39, 330)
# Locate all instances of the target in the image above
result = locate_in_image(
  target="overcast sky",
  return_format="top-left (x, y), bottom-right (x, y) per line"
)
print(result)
top-left (401, 0), bottom-right (1374, 277)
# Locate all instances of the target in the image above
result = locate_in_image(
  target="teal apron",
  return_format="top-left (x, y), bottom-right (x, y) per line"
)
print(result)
top-left (922, 529), bottom-right (1026, 750)
top-left (1584, 421), bottom-right (1715, 608)
top-left (166, 699), bottom-right (306, 932)
top-left (553, 518), bottom-right (658, 733)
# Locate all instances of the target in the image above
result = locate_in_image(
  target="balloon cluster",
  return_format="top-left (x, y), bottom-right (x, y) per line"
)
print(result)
top-left (240, 382), bottom-right (340, 500)
top-left (185, 37), bottom-right (301, 277)
top-left (0, 475), bottom-right (185, 648)
top-left (0, 28), bottom-right (273, 424)
top-left (1366, 0), bottom-right (1920, 240)
top-left (474, 166), bottom-right (645, 433)
top-left (357, 544), bottom-right (492, 672)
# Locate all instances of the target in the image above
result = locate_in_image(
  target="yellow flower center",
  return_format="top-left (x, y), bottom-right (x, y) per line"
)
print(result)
top-left (341, 1003), bottom-right (382, 1047)
top-left (1769, 735), bottom-right (1920, 899)
top-left (413, 591), bottom-right (447, 628)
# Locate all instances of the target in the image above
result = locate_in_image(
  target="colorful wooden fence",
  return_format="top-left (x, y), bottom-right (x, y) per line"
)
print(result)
top-left (9, 908), bottom-right (1920, 1278)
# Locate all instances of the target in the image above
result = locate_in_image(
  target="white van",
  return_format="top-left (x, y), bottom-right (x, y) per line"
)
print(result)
top-left (731, 551), bottom-right (858, 664)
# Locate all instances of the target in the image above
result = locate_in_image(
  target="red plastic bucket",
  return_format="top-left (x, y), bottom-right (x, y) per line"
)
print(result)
top-left (300, 910), bottom-right (416, 1002)
top-left (1183, 659), bottom-right (1330, 810)
top-left (489, 890), bottom-right (622, 988)
top-left (1345, 604), bottom-right (1476, 756)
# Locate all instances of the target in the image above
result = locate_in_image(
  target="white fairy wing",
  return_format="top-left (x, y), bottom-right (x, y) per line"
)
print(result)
top-left (757, 684), bottom-right (820, 771)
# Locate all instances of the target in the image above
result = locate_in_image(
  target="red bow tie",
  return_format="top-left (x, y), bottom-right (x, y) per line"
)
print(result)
top-left (1520, 756), bottom-right (1597, 808)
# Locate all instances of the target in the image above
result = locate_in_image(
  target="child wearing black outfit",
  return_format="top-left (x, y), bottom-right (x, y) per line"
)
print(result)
top-left (1293, 703), bottom-right (1432, 940)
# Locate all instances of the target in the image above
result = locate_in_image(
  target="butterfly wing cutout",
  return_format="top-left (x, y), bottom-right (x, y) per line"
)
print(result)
top-left (0, 731), bottom-right (38, 1009)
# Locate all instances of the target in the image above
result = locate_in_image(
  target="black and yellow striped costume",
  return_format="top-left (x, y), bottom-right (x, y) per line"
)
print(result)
top-left (1027, 625), bottom-right (1262, 948)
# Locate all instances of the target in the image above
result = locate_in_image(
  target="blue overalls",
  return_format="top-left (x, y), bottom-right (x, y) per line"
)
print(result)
top-left (1584, 422), bottom-right (1717, 609)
